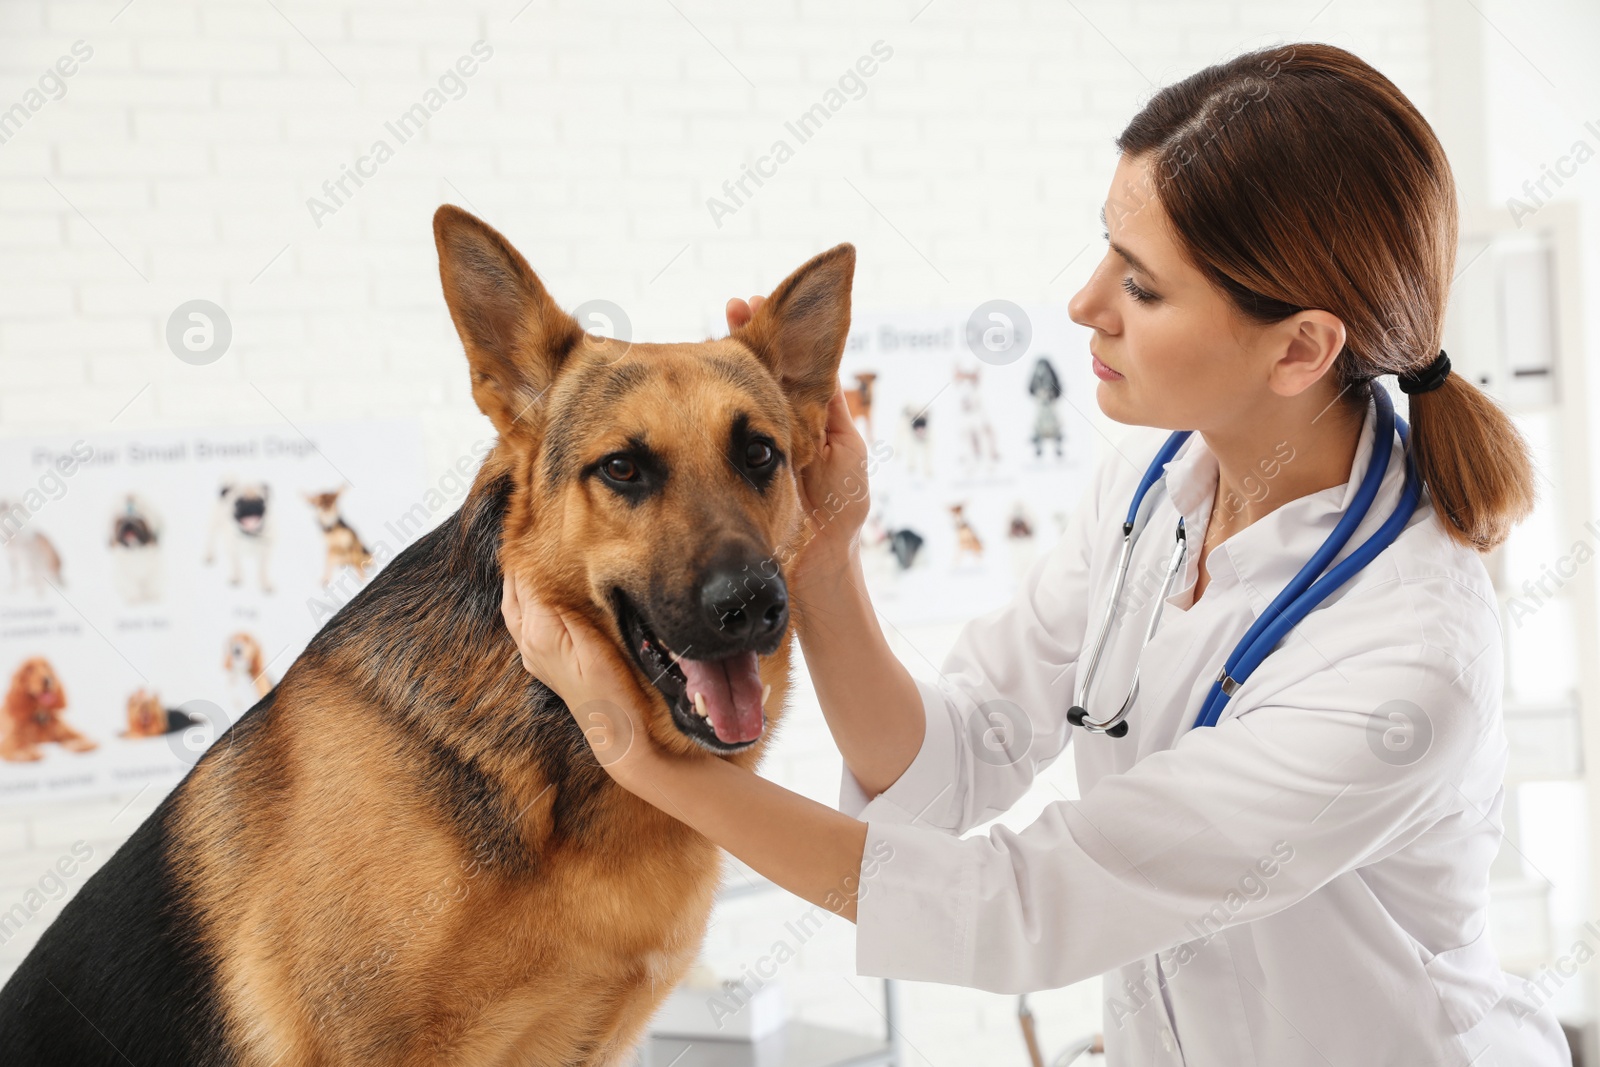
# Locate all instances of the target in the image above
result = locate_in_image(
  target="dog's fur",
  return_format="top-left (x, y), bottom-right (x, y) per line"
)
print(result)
top-left (1, 657), bottom-right (97, 762)
top-left (0, 206), bottom-right (853, 1066)
top-left (305, 486), bottom-right (375, 586)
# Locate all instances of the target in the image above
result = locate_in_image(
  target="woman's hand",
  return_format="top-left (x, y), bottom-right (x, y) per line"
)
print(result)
top-left (791, 384), bottom-right (873, 586)
top-left (726, 296), bottom-right (873, 590)
top-left (500, 574), bottom-right (662, 790)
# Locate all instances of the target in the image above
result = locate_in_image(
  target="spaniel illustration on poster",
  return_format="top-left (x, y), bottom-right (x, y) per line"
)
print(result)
top-left (1028, 356), bottom-right (1065, 459)
top-left (2, 657), bottom-right (97, 762)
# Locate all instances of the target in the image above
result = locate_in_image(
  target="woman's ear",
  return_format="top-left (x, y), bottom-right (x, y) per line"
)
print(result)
top-left (732, 243), bottom-right (855, 420)
top-left (1270, 309), bottom-right (1347, 398)
top-left (434, 205), bottom-right (584, 440)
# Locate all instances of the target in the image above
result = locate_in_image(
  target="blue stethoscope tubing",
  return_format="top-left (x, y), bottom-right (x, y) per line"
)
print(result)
top-left (1067, 383), bottom-right (1424, 737)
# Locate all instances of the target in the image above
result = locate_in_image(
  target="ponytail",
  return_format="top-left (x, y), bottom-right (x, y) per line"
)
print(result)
top-left (1404, 371), bottom-right (1537, 552)
top-left (1116, 41), bottom-right (1538, 553)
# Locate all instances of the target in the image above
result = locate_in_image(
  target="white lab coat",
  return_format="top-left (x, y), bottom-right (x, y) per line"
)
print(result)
top-left (843, 390), bottom-right (1572, 1066)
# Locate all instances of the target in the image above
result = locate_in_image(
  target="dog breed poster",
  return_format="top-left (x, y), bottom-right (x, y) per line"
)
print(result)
top-left (0, 419), bottom-right (424, 805)
top-left (839, 305), bottom-right (1095, 619)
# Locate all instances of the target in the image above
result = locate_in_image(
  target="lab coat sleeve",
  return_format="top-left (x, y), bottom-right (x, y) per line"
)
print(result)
top-left (854, 585), bottom-right (1505, 993)
top-left (837, 441), bottom-right (1134, 831)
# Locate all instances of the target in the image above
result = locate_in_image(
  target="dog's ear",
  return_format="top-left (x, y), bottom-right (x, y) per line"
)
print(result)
top-left (434, 205), bottom-right (583, 440)
top-left (734, 243), bottom-right (855, 417)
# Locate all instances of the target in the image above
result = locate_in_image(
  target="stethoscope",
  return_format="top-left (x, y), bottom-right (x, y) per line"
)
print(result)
top-left (1066, 383), bottom-right (1423, 737)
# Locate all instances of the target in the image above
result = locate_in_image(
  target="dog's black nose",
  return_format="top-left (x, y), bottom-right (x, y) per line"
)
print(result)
top-left (698, 559), bottom-right (788, 645)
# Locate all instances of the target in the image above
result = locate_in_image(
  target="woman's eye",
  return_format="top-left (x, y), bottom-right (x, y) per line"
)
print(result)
top-left (745, 441), bottom-right (774, 468)
top-left (1121, 276), bottom-right (1158, 304)
top-left (603, 456), bottom-right (638, 482)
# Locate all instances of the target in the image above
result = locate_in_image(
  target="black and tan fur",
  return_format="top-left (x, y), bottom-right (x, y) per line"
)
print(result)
top-left (0, 206), bottom-right (855, 1066)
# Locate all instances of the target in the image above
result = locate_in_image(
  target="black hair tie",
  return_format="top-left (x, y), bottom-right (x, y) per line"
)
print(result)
top-left (1397, 349), bottom-right (1451, 395)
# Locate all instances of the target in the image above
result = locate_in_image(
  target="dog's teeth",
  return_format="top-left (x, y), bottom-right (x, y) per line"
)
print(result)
top-left (692, 691), bottom-right (708, 718)
top-left (762, 684), bottom-right (772, 707)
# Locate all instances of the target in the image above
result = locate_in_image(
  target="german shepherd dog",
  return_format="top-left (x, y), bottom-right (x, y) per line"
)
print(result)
top-left (0, 206), bottom-right (854, 1066)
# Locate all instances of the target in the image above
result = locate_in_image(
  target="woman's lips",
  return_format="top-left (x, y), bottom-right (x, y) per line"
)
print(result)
top-left (1092, 354), bottom-right (1125, 381)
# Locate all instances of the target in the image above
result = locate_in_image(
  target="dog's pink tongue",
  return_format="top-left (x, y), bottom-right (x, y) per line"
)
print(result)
top-left (679, 653), bottom-right (764, 744)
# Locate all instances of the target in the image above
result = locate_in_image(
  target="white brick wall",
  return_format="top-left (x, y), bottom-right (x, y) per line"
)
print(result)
top-left (0, 1), bottom-right (1444, 1059)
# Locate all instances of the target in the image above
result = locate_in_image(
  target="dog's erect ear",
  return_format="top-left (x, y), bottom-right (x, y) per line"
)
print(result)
top-left (734, 243), bottom-right (855, 415)
top-left (433, 205), bottom-right (583, 439)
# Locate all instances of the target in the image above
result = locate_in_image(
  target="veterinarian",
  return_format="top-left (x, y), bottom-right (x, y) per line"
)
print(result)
top-left (503, 43), bottom-right (1572, 1065)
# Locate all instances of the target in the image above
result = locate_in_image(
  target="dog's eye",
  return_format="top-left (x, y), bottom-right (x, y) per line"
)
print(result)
top-left (745, 441), bottom-right (774, 468)
top-left (602, 456), bottom-right (639, 483)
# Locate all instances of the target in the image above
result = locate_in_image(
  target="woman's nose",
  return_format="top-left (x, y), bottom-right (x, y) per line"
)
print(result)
top-left (1067, 260), bottom-right (1116, 334)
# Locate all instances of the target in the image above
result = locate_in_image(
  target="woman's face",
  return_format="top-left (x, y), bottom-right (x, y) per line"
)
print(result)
top-left (1067, 153), bottom-right (1314, 434)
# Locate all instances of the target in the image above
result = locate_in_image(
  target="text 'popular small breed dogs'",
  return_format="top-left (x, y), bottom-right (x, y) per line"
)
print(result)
top-left (0, 206), bottom-right (854, 1066)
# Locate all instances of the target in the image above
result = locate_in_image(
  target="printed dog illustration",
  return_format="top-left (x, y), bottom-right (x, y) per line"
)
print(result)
top-left (2, 502), bottom-right (63, 597)
top-left (1028, 356), bottom-right (1064, 459)
top-left (950, 502), bottom-right (984, 565)
top-left (109, 493), bottom-right (163, 605)
top-left (1, 657), bottom-right (97, 762)
top-left (221, 631), bottom-right (274, 711)
top-left (953, 364), bottom-right (999, 472)
top-left (122, 689), bottom-right (205, 740)
top-left (860, 508), bottom-right (925, 579)
top-left (0, 205), bottom-right (855, 1066)
top-left (896, 403), bottom-right (933, 479)
top-left (1007, 501), bottom-right (1037, 583)
top-left (204, 482), bottom-right (273, 593)
top-left (844, 370), bottom-right (877, 441)
top-left (305, 486), bottom-right (375, 586)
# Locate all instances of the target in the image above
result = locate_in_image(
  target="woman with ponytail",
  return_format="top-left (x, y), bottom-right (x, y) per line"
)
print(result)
top-left (506, 41), bottom-right (1569, 1065)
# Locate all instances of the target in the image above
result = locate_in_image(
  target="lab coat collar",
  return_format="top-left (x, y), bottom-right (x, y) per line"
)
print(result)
top-left (1158, 389), bottom-right (1408, 617)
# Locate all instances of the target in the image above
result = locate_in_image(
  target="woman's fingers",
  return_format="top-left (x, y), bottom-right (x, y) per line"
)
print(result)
top-left (500, 575), bottom-right (521, 633)
top-left (724, 294), bottom-right (767, 332)
top-left (503, 575), bottom-right (563, 674)
top-left (823, 382), bottom-right (856, 440)
top-left (504, 576), bottom-right (627, 693)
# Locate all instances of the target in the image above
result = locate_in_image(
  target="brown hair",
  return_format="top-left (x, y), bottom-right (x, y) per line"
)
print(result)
top-left (1114, 42), bottom-right (1536, 552)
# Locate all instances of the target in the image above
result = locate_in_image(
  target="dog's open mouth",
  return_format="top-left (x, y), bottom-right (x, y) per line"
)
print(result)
top-left (613, 591), bottom-right (768, 752)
